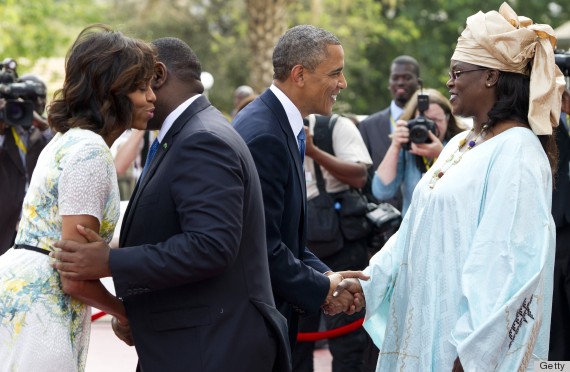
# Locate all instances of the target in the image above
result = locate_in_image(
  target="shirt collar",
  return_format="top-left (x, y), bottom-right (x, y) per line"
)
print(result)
top-left (157, 94), bottom-right (202, 142)
top-left (270, 84), bottom-right (304, 138)
top-left (390, 100), bottom-right (404, 121)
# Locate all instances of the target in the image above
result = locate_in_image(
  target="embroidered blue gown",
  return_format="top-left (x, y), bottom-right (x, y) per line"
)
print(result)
top-left (361, 127), bottom-right (554, 371)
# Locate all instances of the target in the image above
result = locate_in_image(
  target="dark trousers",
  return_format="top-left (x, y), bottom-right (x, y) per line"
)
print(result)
top-left (293, 238), bottom-right (368, 371)
top-left (549, 223), bottom-right (570, 361)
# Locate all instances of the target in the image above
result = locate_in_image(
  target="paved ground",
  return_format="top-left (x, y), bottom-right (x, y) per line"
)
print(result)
top-left (86, 315), bottom-right (332, 372)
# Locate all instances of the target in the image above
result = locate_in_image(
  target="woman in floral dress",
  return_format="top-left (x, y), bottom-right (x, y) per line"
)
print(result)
top-left (0, 24), bottom-right (156, 371)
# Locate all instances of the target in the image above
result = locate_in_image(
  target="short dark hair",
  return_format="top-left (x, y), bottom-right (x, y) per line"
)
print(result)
top-left (48, 24), bottom-right (156, 137)
top-left (392, 55), bottom-right (420, 77)
top-left (273, 25), bottom-right (340, 82)
top-left (152, 37), bottom-right (204, 93)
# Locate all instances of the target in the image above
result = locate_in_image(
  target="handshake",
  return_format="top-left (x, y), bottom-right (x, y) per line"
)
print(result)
top-left (322, 271), bottom-right (369, 316)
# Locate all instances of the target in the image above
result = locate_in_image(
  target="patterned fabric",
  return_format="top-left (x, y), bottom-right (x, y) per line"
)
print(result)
top-left (0, 127), bottom-right (120, 372)
top-left (361, 127), bottom-right (555, 371)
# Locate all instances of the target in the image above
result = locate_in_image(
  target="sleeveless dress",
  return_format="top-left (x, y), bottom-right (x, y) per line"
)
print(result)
top-left (0, 127), bottom-right (120, 372)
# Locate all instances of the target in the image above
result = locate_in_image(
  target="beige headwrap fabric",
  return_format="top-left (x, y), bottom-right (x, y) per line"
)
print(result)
top-left (451, 2), bottom-right (565, 134)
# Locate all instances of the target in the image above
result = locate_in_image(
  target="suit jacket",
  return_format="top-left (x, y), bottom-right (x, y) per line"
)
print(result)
top-left (233, 89), bottom-right (331, 347)
top-left (110, 96), bottom-right (290, 372)
top-left (0, 128), bottom-right (49, 254)
top-left (358, 107), bottom-right (403, 211)
top-left (553, 119), bottom-right (570, 228)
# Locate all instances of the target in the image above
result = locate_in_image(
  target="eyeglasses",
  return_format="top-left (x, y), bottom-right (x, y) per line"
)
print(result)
top-left (448, 68), bottom-right (487, 80)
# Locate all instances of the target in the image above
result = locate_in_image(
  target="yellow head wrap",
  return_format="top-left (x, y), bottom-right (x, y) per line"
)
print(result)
top-left (451, 2), bottom-right (565, 135)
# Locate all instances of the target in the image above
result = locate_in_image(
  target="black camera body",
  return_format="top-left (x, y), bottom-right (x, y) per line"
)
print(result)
top-left (0, 58), bottom-right (45, 129)
top-left (404, 94), bottom-right (436, 150)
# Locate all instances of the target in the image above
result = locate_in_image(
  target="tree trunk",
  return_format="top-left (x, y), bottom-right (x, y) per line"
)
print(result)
top-left (246, 0), bottom-right (292, 92)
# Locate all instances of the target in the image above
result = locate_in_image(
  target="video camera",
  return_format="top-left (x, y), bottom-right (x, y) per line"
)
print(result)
top-left (403, 93), bottom-right (436, 150)
top-left (0, 58), bottom-right (46, 129)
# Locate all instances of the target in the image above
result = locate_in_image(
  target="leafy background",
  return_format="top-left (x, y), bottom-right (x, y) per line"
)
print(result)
top-left (1, 0), bottom-right (568, 117)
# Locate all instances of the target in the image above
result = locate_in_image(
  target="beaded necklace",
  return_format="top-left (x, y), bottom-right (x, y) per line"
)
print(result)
top-left (428, 124), bottom-right (488, 188)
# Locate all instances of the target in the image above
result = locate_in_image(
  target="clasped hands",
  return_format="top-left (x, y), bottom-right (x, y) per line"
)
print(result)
top-left (322, 271), bottom-right (369, 316)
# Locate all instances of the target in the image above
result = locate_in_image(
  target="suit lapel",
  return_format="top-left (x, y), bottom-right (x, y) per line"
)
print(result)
top-left (380, 108), bottom-right (393, 152)
top-left (119, 96), bottom-right (212, 246)
top-left (5, 130), bottom-right (26, 176)
top-left (261, 90), bottom-right (307, 208)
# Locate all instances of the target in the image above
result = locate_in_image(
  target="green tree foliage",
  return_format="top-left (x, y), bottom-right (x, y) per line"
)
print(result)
top-left (5, 0), bottom-right (565, 116)
top-left (106, 0), bottom-right (253, 117)
top-left (0, 0), bottom-right (108, 70)
top-left (292, 0), bottom-right (569, 115)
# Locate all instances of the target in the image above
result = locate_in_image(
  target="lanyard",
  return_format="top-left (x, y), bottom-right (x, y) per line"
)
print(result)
top-left (11, 126), bottom-right (27, 154)
top-left (422, 156), bottom-right (436, 171)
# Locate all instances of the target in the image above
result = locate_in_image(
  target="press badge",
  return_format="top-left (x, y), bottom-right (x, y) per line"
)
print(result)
top-left (305, 171), bottom-right (313, 182)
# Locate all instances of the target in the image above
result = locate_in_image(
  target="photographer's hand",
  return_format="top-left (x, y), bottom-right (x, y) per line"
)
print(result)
top-left (388, 120), bottom-right (410, 150)
top-left (410, 131), bottom-right (444, 159)
top-left (32, 111), bottom-right (49, 132)
top-left (377, 120), bottom-right (408, 185)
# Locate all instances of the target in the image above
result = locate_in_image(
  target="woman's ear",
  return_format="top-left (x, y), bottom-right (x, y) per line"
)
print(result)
top-left (485, 69), bottom-right (500, 88)
top-left (152, 62), bottom-right (167, 90)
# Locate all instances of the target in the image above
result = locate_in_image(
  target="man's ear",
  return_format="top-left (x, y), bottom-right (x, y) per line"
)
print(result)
top-left (152, 62), bottom-right (167, 90)
top-left (291, 64), bottom-right (305, 86)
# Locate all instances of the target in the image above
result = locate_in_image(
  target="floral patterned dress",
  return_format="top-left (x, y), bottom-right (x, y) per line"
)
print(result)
top-left (0, 128), bottom-right (120, 372)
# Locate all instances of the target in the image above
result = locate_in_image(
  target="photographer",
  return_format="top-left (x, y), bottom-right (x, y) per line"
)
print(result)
top-left (372, 88), bottom-right (466, 215)
top-left (294, 114), bottom-right (372, 371)
top-left (0, 73), bottom-right (51, 255)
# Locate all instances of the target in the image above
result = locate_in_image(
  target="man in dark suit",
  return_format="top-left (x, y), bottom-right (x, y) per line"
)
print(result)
top-left (52, 37), bottom-right (290, 372)
top-left (358, 55), bottom-right (421, 212)
top-left (232, 25), bottom-right (359, 350)
top-left (0, 74), bottom-right (51, 254)
top-left (549, 87), bottom-right (570, 361)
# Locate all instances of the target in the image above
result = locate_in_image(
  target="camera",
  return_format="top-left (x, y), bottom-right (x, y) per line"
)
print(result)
top-left (404, 94), bottom-right (436, 150)
top-left (0, 58), bottom-right (45, 129)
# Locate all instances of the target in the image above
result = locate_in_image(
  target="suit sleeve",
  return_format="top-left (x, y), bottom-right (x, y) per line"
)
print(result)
top-left (110, 130), bottom-right (248, 292)
top-left (247, 133), bottom-right (330, 313)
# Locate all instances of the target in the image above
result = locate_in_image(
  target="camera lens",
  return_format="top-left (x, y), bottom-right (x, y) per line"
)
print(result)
top-left (409, 125), bottom-right (429, 144)
top-left (7, 102), bottom-right (25, 121)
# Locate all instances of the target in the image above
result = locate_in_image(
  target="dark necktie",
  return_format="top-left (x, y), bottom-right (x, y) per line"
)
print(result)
top-left (140, 138), bottom-right (159, 181)
top-left (297, 129), bottom-right (306, 167)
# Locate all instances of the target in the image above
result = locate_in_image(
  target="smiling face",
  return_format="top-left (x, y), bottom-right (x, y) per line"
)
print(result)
top-left (127, 83), bottom-right (156, 130)
top-left (389, 63), bottom-right (420, 108)
top-left (446, 60), bottom-right (492, 121)
top-left (299, 44), bottom-right (347, 117)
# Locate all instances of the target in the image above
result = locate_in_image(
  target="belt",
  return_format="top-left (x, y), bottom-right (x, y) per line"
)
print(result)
top-left (14, 244), bottom-right (50, 256)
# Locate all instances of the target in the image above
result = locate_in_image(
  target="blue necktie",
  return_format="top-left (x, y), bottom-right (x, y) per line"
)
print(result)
top-left (140, 138), bottom-right (159, 181)
top-left (297, 129), bottom-right (306, 167)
